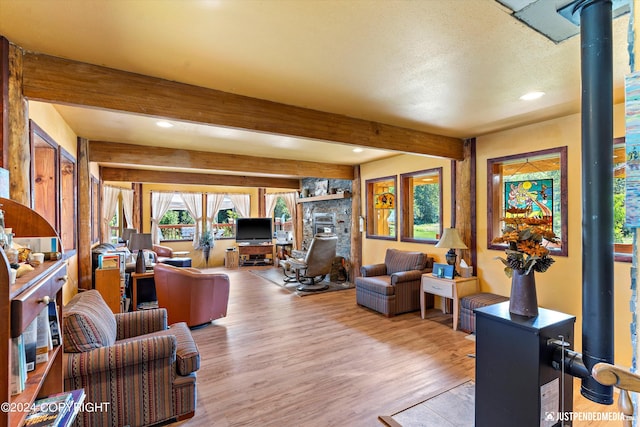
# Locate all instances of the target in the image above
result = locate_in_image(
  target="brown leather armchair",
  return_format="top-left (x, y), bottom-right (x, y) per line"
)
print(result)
top-left (154, 263), bottom-right (230, 328)
top-left (153, 244), bottom-right (174, 258)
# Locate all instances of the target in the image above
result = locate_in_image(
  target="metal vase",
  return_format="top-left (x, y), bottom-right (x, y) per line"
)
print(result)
top-left (203, 246), bottom-right (210, 268)
top-left (509, 269), bottom-right (538, 317)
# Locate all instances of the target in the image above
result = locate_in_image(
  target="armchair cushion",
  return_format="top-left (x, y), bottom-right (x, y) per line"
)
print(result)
top-left (115, 309), bottom-right (168, 340)
top-left (118, 322), bottom-right (199, 375)
top-left (385, 249), bottom-right (426, 274)
top-left (354, 275), bottom-right (394, 295)
top-left (63, 290), bottom-right (117, 353)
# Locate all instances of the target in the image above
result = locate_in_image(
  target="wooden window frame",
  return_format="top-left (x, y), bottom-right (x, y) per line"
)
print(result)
top-left (400, 167), bottom-right (443, 244)
top-left (614, 136), bottom-right (631, 262)
top-left (487, 146), bottom-right (568, 257)
top-left (29, 120), bottom-right (60, 233)
top-left (91, 176), bottom-right (100, 244)
top-left (365, 175), bottom-right (397, 241)
top-left (59, 147), bottom-right (77, 254)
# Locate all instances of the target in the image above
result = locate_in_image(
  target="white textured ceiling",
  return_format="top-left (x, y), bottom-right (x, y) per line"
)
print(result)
top-left (0, 0), bottom-right (632, 170)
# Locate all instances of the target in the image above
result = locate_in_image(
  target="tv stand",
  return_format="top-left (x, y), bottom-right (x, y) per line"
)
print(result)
top-left (238, 243), bottom-right (274, 266)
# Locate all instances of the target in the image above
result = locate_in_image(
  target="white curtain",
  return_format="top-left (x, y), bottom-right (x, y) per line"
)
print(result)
top-left (228, 194), bottom-right (250, 218)
top-left (206, 193), bottom-right (226, 232)
top-left (265, 193), bottom-right (278, 218)
top-left (150, 192), bottom-right (174, 245)
top-left (282, 192), bottom-right (298, 248)
top-left (101, 186), bottom-right (120, 243)
top-left (180, 192), bottom-right (203, 248)
top-left (121, 188), bottom-right (134, 228)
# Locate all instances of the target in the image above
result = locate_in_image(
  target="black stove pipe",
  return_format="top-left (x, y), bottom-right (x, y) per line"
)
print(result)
top-left (575, 0), bottom-right (615, 405)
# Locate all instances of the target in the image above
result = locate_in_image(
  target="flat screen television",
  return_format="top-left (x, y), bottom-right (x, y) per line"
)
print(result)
top-left (235, 218), bottom-right (273, 244)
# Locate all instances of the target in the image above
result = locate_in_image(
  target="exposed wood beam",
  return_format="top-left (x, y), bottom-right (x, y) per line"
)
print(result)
top-left (101, 167), bottom-right (300, 189)
top-left (90, 141), bottom-right (353, 180)
top-left (22, 53), bottom-right (464, 160)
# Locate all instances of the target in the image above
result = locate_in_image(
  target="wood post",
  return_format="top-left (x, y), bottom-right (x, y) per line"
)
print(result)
top-left (77, 137), bottom-right (92, 289)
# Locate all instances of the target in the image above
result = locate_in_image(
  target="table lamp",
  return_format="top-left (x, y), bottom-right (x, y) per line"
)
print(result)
top-left (129, 232), bottom-right (153, 273)
top-left (435, 228), bottom-right (468, 276)
top-left (121, 228), bottom-right (137, 245)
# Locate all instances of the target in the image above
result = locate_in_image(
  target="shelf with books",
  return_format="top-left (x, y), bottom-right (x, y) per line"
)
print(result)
top-left (0, 198), bottom-right (67, 427)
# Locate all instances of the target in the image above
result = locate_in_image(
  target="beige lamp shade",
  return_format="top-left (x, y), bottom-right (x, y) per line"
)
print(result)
top-left (435, 228), bottom-right (468, 250)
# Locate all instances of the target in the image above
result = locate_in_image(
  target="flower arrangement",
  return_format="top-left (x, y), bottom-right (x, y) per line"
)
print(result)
top-left (492, 208), bottom-right (558, 277)
top-left (198, 228), bottom-right (214, 249)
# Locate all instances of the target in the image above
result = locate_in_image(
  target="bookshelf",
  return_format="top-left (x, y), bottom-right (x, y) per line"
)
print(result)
top-left (0, 197), bottom-right (66, 427)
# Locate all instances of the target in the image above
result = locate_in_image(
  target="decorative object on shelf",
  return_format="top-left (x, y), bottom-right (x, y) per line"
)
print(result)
top-left (314, 179), bottom-right (329, 196)
top-left (198, 228), bottom-right (214, 267)
top-left (129, 232), bottom-right (153, 273)
top-left (435, 228), bottom-right (468, 276)
top-left (492, 207), bottom-right (559, 317)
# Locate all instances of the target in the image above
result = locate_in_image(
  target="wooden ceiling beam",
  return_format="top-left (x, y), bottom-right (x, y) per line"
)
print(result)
top-left (91, 141), bottom-right (353, 180)
top-left (101, 167), bottom-right (300, 189)
top-left (22, 52), bottom-right (464, 160)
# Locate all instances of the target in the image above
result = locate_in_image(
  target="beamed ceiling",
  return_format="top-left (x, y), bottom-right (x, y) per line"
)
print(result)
top-left (0, 0), bottom-right (632, 186)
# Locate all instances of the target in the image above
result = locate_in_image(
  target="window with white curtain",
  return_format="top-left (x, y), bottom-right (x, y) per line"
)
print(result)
top-left (158, 194), bottom-right (196, 241)
top-left (214, 196), bottom-right (238, 238)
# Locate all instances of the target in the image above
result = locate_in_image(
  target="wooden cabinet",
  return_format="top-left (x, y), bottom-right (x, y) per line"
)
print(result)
top-left (0, 197), bottom-right (67, 427)
top-left (94, 268), bottom-right (122, 314)
top-left (238, 244), bottom-right (274, 266)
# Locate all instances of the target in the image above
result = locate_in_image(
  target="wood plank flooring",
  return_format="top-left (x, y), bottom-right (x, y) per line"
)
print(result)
top-left (174, 267), bottom-right (621, 427)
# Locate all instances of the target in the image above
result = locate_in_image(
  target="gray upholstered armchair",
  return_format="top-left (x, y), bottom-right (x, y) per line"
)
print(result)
top-left (355, 248), bottom-right (434, 317)
top-left (282, 233), bottom-right (337, 292)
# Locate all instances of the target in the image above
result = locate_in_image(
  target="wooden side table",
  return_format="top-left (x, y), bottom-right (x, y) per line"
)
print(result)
top-left (224, 249), bottom-right (239, 268)
top-left (420, 274), bottom-right (479, 331)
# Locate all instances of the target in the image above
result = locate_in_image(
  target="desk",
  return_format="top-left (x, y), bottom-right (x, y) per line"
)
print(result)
top-left (420, 275), bottom-right (478, 331)
top-left (131, 271), bottom-right (155, 311)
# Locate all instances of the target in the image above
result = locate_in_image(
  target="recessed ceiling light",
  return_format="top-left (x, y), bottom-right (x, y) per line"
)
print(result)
top-left (520, 91), bottom-right (545, 101)
top-left (156, 120), bottom-right (174, 128)
top-left (353, 148), bottom-right (363, 153)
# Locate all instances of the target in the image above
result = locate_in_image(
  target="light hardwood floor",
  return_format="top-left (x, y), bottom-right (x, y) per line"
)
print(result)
top-left (175, 267), bottom-right (622, 427)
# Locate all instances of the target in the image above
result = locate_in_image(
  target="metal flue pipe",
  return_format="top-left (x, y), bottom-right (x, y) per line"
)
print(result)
top-left (575, 0), bottom-right (615, 405)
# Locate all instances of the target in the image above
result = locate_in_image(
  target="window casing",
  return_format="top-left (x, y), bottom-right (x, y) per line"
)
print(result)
top-left (366, 176), bottom-right (397, 240)
top-left (487, 147), bottom-right (568, 257)
top-left (30, 120), bottom-right (78, 254)
top-left (60, 148), bottom-right (77, 252)
top-left (614, 137), bottom-right (632, 261)
top-left (400, 168), bottom-right (442, 243)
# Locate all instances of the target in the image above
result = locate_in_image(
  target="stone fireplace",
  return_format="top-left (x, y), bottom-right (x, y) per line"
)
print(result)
top-left (299, 178), bottom-right (352, 262)
top-left (312, 212), bottom-right (336, 235)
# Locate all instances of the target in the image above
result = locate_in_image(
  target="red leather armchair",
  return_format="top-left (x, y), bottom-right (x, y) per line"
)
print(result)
top-left (154, 263), bottom-right (230, 328)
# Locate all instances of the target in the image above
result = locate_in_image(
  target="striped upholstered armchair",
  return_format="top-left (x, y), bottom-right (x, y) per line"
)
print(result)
top-left (63, 290), bottom-right (199, 427)
top-left (355, 249), bottom-right (434, 317)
